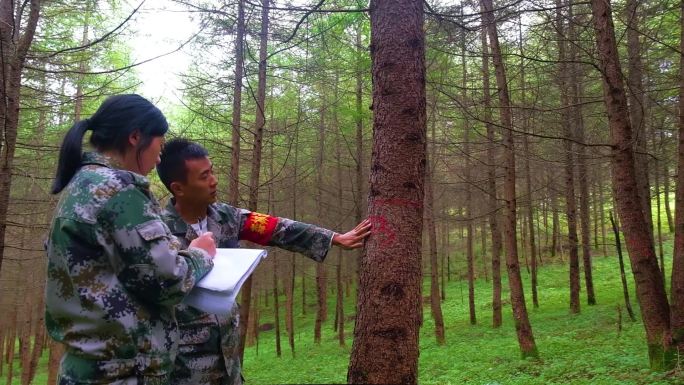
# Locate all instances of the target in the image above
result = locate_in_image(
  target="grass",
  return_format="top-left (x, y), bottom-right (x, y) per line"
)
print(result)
top-left (5, 244), bottom-right (683, 384)
top-left (242, 246), bottom-right (684, 385)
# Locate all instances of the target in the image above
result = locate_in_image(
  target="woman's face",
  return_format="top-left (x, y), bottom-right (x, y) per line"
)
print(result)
top-left (124, 132), bottom-right (165, 176)
top-left (137, 135), bottom-right (165, 175)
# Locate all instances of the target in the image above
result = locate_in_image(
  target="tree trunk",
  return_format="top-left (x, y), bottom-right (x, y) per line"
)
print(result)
top-left (239, 0), bottom-right (270, 363)
top-left (334, 78), bottom-right (346, 346)
top-left (598, 174), bottom-right (609, 256)
top-left (518, 15), bottom-right (538, 309)
top-left (273, 256), bottom-right (281, 357)
top-left (347, 0), bottom-right (426, 382)
top-left (568, 2), bottom-right (596, 305)
top-left (0, 0), bottom-right (41, 276)
top-left (655, 151), bottom-right (665, 285)
top-left (626, 0), bottom-right (654, 243)
top-left (610, 212), bottom-right (637, 322)
top-left (671, 0), bottom-right (684, 363)
top-left (481, 20), bottom-right (503, 329)
top-left (481, 219), bottom-right (488, 282)
top-left (663, 158), bottom-right (674, 234)
top-left (556, 0), bottom-right (581, 314)
top-left (315, 101), bottom-right (328, 344)
top-left (550, 178), bottom-right (561, 258)
top-left (591, 0), bottom-right (673, 370)
top-left (523, 136), bottom-right (538, 309)
top-left (482, 0), bottom-right (538, 358)
top-left (355, 20), bottom-right (365, 287)
top-left (425, 152), bottom-right (445, 343)
top-left (462, 30), bottom-right (476, 326)
top-left (229, 0), bottom-right (245, 206)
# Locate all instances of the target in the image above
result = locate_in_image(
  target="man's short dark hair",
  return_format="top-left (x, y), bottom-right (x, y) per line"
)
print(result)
top-left (157, 138), bottom-right (209, 193)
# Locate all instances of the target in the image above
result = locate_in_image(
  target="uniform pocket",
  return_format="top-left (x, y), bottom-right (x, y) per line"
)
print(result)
top-left (135, 220), bottom-right (169, 241)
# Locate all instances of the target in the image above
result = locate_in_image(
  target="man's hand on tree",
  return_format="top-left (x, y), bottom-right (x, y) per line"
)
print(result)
top-left (332, 218), bottom-right (372, 249)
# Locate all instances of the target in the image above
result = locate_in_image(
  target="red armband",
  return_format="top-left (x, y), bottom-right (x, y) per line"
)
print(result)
top-left (240, 212), bottom-right (278, 245)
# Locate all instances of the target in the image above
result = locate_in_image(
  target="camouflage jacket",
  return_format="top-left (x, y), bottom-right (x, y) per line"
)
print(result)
top-left (45, 152), bottom-right (214, 383)
top-left (161, 200), bottom-right (334, 385)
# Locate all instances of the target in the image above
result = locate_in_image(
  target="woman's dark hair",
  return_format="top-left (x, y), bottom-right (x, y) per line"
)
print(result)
top-left (51, 94), bottom-right (169, 194)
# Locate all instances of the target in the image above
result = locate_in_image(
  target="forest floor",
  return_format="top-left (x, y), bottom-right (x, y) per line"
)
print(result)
top-left (6, 244), bottom-right (684, 384)
top-left (242, 245), bottom-right (684, 385)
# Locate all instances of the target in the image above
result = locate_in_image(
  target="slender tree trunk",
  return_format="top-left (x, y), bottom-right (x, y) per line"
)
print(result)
top-left (482, 0), bottom-right (538, 358)
top-left (626, 0), bottom-right (654, 243)
top-left (315, 101), bottom-right (328, 344)
top-left (518, 15), bottom-right (538, 309)
top-left (425, 152), bottom-right (445, 343)
top-left (441, 221), bottom-right (448, 298)
top-left (268, 136), bottom-right (282, 358)
top-left (550, 179), bottom-right (561, 259)
top-left (462, 30), bottom-right (476, 326)
top-left (610, 211), bottom-right (637, 322)
top-left (568, 2), bottom-right (596, 305)
top-left (239, 0), bottom-right (270, 363)
top-left (272, 255), bottom-right (282, 357)
top-left (598, 174), bottom-right (609, 256)
top-left (334, 76), bottom-right (346, 346)
top-left (347, 0), bottom-right (426, 381)
top-left (355, 20), bottom-right (365, 287)
top-left (591, 0), bottom-right (673, 369)
top-left (74, 0), bottom-right (92, 121)
top-left (592, 179), bottom-right (600, 251)
top-left (481, 220), bottom-right (488, 282)
top-left (556, 0), bottom-right (581, 314)
top-left (663, 158), bottom-right (674, 234)
top-left (229, 0), bottom-right (245, 206)
top-left (524, 136), bottom-right (538, 309)
top-left (655, 153), bottom-right (666, 286)
top-left (481, 21), bottom-right (503, 329)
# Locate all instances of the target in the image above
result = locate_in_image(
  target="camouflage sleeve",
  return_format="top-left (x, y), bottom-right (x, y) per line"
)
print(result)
top-left (99, 186), bottom-right (213, 307)
top-left (238, 211), bottom-right (334, 262)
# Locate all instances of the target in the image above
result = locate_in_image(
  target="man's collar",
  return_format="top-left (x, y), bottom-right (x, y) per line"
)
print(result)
top-left (163, 199), bottom-right (222, 235)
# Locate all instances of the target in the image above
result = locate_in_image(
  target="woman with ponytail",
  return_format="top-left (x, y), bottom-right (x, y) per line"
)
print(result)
top-left (46, 94), bottom-right (216, 384)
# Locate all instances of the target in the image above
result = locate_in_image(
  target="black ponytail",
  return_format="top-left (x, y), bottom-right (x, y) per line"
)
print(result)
top-left (51, 119), bottom-right (90, 194)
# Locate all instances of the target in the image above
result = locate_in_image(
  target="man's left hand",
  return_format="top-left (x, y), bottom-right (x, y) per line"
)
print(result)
top-left (332, 218), bottom-right (372, 249)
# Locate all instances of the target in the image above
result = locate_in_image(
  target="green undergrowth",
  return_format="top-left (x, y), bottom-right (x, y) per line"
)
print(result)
top-left (242, 248), bottom-right (684, 385)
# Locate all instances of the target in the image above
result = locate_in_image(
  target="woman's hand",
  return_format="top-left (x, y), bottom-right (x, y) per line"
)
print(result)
top-left (190, 232), bottom-right (216, 258)
top-left (332, 219), bottom-right (372, 250)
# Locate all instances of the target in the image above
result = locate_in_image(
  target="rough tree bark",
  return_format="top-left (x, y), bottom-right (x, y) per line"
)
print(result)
top-left (591, 0), bottom-right (673, 370)
top-left (556, 0), bottom-right (581, 314)
top-left (482, 0), bottom-right (538, 358)
top-left (347, 0), bottom-right (426, 382)
top-left (671, 0), bottom-right (684, 364)
top-left (0, 0), bottom-right (41, 275)
top-left (480, 15), bottom-right (503, 329)
top-left (239, 0), bottom-right (269, 363)
top-left (229, 0), bottom-right (245, 206)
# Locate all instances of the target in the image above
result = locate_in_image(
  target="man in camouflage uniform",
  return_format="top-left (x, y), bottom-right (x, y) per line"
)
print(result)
top-left (46, 152), bottom-right (215, 384)
top-left (157, 139), bottom-right (371, 385)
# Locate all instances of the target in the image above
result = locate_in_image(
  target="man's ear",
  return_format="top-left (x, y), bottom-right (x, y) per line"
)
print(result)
top-left (170, 181), bottom-right (184, 197)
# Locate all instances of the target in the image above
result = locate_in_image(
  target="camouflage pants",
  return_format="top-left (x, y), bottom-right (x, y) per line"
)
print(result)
top-left (172, 305), bottom-right (242, 385)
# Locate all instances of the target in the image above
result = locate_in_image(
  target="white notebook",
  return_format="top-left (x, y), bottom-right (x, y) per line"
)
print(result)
top-left (183, 248), bottom-right (268, 315)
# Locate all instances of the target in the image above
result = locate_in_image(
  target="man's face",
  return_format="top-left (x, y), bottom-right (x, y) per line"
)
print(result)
top-left (174, 156), bottom-right (218, 206)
